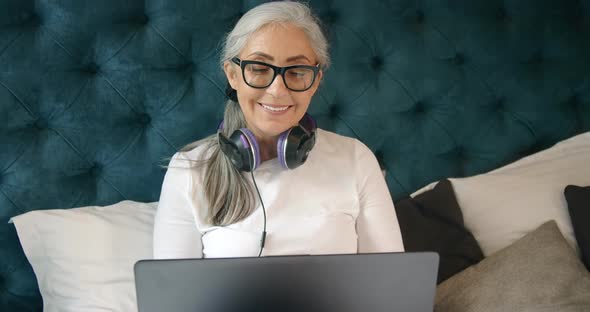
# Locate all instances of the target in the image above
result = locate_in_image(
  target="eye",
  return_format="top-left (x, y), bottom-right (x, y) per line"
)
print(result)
top-left (288, 70), bottom-right (310, 78)
top-left (249, 65), bottom-right (271, 74)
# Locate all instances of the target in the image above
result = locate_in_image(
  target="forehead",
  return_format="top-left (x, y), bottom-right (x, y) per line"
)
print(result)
top-left (240, 23), bottom-right (317, 63)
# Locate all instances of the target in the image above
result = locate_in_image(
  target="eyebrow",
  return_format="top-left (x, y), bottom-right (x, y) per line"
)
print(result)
top-left (246, 52), bottom-right (312, 63)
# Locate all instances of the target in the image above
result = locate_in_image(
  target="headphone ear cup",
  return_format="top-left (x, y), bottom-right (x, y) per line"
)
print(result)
top-left (219, 132), bottom-right (249, 171)
top-left (280, 126), bottom-right (315, 170)
top-left (219, 129), bottom-right (260, 172)
top-left (297, 130), bottom-right (316, 164)
top-left (233, 128), bottom-right (260, 171)
top-left (277, 130), bottom-right (291, 169)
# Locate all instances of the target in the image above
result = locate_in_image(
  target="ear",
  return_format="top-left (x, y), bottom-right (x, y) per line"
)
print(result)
top-left (316, 69), bottom-right (323, 85)
top-left (309, 69), bottom-right (323, 95)
top-left (223, 61), bottom-right (239, 90)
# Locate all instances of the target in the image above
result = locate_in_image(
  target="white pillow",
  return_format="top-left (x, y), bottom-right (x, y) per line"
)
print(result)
top-left (450, 132), bottom-right (590, 256)
top-left (9, 200), bottom-right (157, 312)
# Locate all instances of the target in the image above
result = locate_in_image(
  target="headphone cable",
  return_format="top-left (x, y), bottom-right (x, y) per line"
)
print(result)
top-left (248, 158), bottom-right (267, 257)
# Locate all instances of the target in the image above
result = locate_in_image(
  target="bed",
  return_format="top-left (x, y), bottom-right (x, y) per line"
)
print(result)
top-left (1, 0), bottom-right (589, 311)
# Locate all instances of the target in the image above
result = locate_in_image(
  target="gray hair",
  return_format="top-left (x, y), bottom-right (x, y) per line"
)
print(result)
top-left (221, 1), bottom-right (330, 70)
top-left (185, 1), bottom-right (329, 226)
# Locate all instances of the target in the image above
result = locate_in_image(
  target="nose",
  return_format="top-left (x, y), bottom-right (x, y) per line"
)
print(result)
top-left (266, 73), bottom-right (289, 98)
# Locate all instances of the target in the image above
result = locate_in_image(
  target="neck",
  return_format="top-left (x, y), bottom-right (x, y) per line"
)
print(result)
top-left (256, 135), bottom-right (279, 162)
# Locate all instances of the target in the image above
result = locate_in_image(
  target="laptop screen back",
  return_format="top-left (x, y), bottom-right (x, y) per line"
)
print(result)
top-left (135, 252), bottom-right (438, 312)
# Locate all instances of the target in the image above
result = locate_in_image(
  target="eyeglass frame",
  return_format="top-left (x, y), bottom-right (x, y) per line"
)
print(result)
top-left (231, 57), bottom-right (321, 92)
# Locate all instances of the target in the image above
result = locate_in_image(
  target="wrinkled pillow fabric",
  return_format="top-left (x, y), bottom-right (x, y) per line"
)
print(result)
top-left (395, 179), bottom-right (483, 284)
top-left (9, 201), bottom-right (157, 312)
top-left (450, 131), bottom-right (590, 256)
top-left (435, 221), bottom-right (590, 312)
top-left (564, 185), bottom-right (590, 271)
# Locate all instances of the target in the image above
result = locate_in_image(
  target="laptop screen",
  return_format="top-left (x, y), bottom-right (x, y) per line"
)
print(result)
top-left (135, 252), bottom-right (438, 312)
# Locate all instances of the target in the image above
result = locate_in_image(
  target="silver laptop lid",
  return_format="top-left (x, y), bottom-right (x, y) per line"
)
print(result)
top-left (135, 252), bottom-right (439, 312)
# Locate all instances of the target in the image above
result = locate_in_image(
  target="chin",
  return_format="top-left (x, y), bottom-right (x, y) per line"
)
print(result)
top-left (261, 125), bottom-right (292, 137)
top-left (256, 117), bottom-right (300, 136)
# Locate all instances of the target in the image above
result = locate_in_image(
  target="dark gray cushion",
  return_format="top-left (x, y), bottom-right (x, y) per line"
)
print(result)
top-left (435, 221), bottom-right (590, 312)
top-left (395, 179), bottom-right (483, 284)
top-left (564, 185), bottom-right (590, 271)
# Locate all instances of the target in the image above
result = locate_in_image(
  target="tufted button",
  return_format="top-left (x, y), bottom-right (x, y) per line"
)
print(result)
top-left (85, 62), bottom-right (100, 75)
top-left (329, 105), bottom-right (339, 116)
top-left (370, 56), bottom-right (383, 70)
top-left (568, 94), bottom-right (579, 107)
top-left (34, 118), bottom-right (48, 130)
top-left (234, 11), bottom-right (245, 22)
top-left (493, 97), bottom-right (505, 112)
top-left (413, 100), bottom-right (426, 114)
top-left (89, 164), bottom-right (102, 177)
top-left (20, 12), bottom-right (32, 21)
top-left (415, 10), bottom-right (425, 23)
top-left (21, 11), bottom-right (41, 25)
top-left (137, 14), bottom-right (149, 25)
top-left (573, 13), bottom-right (584, 32)
top-left (321, 10), bottom-right (339, 25)
top-left (453, 53), bottom-right (465, 65)
top-left (454, 146), bottom-right (466, 160)
top-left (138, 113), bottom-right (151, 125)
top-left (374, 150), bottom-right (384, 163)
top-left (496, 7), bottom-right (510, 22)
top-left (230, 11), bottom-right (245, 25)
top-left (184, 62), bottom-right (196, 72)
top-left (529, 52), bottom-right (544, 64)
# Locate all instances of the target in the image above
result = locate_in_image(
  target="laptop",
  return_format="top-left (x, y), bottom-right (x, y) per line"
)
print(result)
top-left (134, 252), bottom-right (439, 312)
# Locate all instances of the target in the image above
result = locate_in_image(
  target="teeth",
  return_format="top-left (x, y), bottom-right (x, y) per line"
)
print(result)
top-left (261, 104), bottom-right (289, 112)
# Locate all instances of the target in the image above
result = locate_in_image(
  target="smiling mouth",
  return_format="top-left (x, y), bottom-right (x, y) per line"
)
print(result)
top-left (259, 103), bottom-right (292, 112)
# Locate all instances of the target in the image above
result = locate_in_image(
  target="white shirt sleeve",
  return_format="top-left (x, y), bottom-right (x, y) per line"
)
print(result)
top-left (153, 153), bottom-right (203, 259)
top-left (354, 140), bottom-right (405, 253)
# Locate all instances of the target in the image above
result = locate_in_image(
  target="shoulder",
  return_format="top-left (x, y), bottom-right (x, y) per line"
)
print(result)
top-left (314, 129), bottom-right (380, 178)
top-left (161, 139), bottom-right (216, 194)
top-left (316, 128), bottom-right (357, 149)
top-left (315, 128), bottom-right (373, 158)
top-left (167, 138), bottom-right (215, 169)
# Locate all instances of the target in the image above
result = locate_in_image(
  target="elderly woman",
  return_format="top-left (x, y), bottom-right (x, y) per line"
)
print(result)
top-left (153, 1), bottom-right (404, 259)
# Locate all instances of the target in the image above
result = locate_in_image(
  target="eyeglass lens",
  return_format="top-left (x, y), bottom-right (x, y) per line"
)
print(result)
top-left (243, 63), bottom-right (315, 91)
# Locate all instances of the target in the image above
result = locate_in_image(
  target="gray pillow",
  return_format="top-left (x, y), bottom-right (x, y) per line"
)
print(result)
top-left (435, 220), bottom-right (590, 312)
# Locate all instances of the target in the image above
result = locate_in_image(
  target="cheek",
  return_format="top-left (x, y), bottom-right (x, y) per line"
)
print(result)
top-left (236, 88), bottom-right (265, 114)
top-left (292, 93), bottom-right (314, 109)
top-left (236, 82), bottom-right (260, 102)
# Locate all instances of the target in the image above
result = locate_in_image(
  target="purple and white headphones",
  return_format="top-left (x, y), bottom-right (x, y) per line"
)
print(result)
top-left (218, 114), bottom-right (317, 172)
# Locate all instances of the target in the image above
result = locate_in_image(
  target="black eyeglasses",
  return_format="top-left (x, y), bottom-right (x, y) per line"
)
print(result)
top-left (231, 57), bottom-right (320, 92)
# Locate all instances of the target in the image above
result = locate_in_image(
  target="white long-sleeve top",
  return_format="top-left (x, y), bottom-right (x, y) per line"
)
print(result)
top-left (153, 129), bottom-right (404, 259)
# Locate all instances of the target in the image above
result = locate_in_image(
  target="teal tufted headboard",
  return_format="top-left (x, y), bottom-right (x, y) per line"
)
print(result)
top-left (1, 0), bottom-right (589, 309)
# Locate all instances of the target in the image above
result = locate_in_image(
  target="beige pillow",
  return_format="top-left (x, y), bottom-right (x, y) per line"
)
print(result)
top-left (412, 132), bottom-right (590, 257)
top-left (435, 220), bottom-right (590, 312)
top-left (9, 201), bottom-right (157, 312)
top-left (450, 132), bottom-right (590, 256)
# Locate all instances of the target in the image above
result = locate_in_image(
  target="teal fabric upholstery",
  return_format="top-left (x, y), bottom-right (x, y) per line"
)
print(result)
top-left (0, 0), bottom-right (589, 309)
